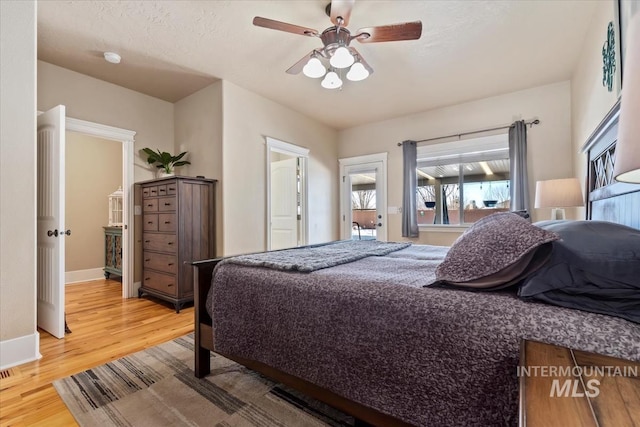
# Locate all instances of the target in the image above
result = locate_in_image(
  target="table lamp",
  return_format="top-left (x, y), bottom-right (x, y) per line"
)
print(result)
top-left (613, 12), bottom-right (640, 183)
top-left (535, 178), bottom-right (584, 220)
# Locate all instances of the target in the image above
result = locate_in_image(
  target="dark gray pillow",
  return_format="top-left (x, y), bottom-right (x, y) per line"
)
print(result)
top-left (519, 220), bottom-right (640, 323)
top-left (435, 212), bottom-right (559, 289)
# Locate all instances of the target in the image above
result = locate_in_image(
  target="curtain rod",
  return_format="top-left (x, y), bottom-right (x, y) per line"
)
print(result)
top-left (396, 119), bottom-right (541, 146)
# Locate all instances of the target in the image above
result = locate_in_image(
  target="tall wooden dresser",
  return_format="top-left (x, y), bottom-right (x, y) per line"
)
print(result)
top-left (138, 176), bottom-right (216, 312)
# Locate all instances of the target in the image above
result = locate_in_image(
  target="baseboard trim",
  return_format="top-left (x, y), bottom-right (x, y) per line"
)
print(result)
top-left (0, 332), bottom-right (41, 370)
top-left (65, 268), bottom-right (104, 284)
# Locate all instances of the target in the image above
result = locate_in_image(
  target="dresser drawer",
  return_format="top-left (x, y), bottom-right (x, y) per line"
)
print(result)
top-left (143, 198), bottom-right (158, 212)
top-left (143, 233), bottom-right (177, 253)
top-left (167, 182), bottom-right (177, 195)
top-left (142, 186), bottom-right (159, 198)
top-left (158, 196), bottom-right (177, 212)
top-left (142, 270), bottom-right (177, 296)
top-left (158, 213), bottom-right (176, 232)
top-left (143, 252), bottom-right (177, 274)
top-left (143, 214), bottom-right (158, 231)
top-left (157, 185), bottom-right (167, 196)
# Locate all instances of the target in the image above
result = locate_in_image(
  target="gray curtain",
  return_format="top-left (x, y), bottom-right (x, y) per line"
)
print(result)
top-left (509, 121), bottom-right (530, 213)
top-left (401, 140), bottom-right (418, 237)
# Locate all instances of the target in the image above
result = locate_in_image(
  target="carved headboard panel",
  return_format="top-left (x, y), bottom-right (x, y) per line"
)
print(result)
top-left (582, 100), bottom-right (640, 229)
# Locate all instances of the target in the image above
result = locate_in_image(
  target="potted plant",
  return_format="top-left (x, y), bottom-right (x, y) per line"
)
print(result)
top-left (142, 148), bottom-right (190, 177)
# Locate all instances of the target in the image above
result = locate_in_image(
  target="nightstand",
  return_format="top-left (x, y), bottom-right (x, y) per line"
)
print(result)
top-left (519, 339), bottom-right (640, 426)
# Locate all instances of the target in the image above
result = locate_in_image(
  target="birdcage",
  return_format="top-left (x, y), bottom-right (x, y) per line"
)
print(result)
top-left (108, 186), bottom-right (124, 226)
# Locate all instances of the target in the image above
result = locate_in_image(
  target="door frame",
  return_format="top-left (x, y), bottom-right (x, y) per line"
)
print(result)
top-left (65, 117), bottom-right (136, 298)
top-left (339, 153), bottom-right (388, 241)
top-left (265, 137), bottom-right (309, 250)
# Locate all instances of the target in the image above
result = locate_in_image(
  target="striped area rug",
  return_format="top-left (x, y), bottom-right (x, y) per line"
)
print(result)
top-left (53, 334), bottom-right (355, 426)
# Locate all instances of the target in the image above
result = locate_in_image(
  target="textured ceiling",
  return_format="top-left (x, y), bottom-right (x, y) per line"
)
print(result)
top-left (37, 1), bottom-right (597, 130)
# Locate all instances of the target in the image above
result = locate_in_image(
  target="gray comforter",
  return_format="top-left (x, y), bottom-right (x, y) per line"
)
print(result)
top-left (208, 244), bottom-right (640, 426)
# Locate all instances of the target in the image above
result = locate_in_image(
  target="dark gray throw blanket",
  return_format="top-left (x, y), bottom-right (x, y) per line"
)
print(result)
top-left (221, 240), bottom-right (411, 272)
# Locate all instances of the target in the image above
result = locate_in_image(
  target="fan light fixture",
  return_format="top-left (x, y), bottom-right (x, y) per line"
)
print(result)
top-left (321, 70), bottom-right (343, 89)
top-left (303, 56), bottom-right (326, 78)
top-left (303, 49), bottom-right (369, 89)
top-left (330, 46), bottom-right (355, 68)
top-left (253, 2), bottom-right (423, 91)
top-left (347, 61), bottom-right (369, 81)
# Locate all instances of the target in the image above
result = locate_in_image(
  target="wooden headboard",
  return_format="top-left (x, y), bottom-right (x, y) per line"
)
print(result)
top-left (582, 100), bottom-right (640, 229)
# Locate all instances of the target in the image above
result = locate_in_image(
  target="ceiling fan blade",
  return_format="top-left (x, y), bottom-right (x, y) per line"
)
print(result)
top-left (253, 16), bottom-right (318, 37)
top-left (329, 0), bottom-right (355, 27)
top-left (355, 21), bottom-right (422, 43)
top-left (286, 51), bottom-right (316, 75)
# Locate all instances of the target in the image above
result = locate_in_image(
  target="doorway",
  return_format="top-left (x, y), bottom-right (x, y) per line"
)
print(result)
top-left (65, 116), bottom-right (136, 299)
top-left (64, 132), bottom-right (123, 285)
top-left (37, 106), bottom-right (136, 339)
top-left (339, 153), bottom-right (388, 241)
top-left (266, 137), bottom-right (309, 250)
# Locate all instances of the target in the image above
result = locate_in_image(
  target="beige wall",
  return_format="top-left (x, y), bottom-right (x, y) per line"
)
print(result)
top-left (38, 60), bottom-right (176, 287)
top-left (222, 81), bottom-right (339, 256)
top-left (339, 81), bottom-right (573, 245)
top-left (571, 0), bottom-right (619, 219)
top-left (38, 61), bottom-right (174, 183)
top-left (65, 132), bottom-right (122, 272)
top-left (174, 82), bottom-right (224, 255)
top-left (0, 1), bottom-right (37, 348)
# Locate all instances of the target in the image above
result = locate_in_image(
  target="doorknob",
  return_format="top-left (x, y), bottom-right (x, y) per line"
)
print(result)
top-left (47, 229), bottom-right (59, 237)
top-left (377, 223), bottom-right (382, 227)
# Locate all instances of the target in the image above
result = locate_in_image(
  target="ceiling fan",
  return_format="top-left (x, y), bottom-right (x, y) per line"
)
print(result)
top-left (253, 0), bottom-right (422, 89)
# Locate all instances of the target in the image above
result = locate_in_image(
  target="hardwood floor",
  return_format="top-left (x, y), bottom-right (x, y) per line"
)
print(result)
top-left (0, 280), bottom-right (194, 426)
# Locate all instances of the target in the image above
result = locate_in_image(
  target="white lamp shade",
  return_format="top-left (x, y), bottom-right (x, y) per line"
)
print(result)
top-left (302, 57), bottom-right (326, 78)
top-left (347, 62), bottom-right (370, 81)
top-left (534, 178), bottom-right (584, 208)
top-left (321, 71), bottom-right (343, 89)
top-left (613, 12), bottom-right (640, 183)
top-left (329, 46), bottom-right (355, 69)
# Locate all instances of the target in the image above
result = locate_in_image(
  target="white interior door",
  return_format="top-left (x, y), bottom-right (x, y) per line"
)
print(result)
top-left (270, 157), bottom-right (298, 250)
top-left (37, 105), bottom-right (66, 339)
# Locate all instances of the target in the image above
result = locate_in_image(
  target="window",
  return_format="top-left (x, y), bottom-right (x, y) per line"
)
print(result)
top-left (416, 134), bottom-right (510, 225)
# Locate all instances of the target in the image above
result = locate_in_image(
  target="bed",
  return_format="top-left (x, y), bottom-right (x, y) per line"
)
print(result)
top-left (192, 101), bottom-right (640, 426)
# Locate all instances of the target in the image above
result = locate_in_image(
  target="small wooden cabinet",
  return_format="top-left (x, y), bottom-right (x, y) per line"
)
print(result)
top-left (103, 226), bottom-right (123, 279)
top-left (138, 176), bottom-right (216, 312)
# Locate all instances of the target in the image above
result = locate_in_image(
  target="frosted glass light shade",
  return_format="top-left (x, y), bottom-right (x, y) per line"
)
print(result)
top-left (302, 57), bottom-right (326, 78)
top-left (347, 62), bottom-right (370, 81)
top-left (613, 13), bottom-right (640, 183)
top-left (321, 71), bottom-right (343, 89)
top-left (330, 46), bottom-right (355, 69)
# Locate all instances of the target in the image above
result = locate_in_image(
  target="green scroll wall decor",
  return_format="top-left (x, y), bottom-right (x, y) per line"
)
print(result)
top-left (602, 21), bottom-right (616, 92)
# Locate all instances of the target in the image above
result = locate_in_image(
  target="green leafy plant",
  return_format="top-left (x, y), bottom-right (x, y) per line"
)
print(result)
top-left (142, 148), bottom-right (190, 174)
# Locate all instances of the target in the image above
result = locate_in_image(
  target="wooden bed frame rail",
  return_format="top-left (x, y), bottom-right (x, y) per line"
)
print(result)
top-left (191, 256), bottom-right (413, 427)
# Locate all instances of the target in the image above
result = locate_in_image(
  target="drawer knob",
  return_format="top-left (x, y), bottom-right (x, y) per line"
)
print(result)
top-left (164, 221), bottom-right (171, 224)
top-left (167, 242), bottom-right (174, 245)
top-left (147, 204), bottom-right (153, 207)
top-left (145, 240), bottom-right (150, 243)
top-left (145, 277), bottom-right (150, 281)
top-left (164, 202), bottom-right (171, 206)
top-left (168, 284), bottom-right (174, 287)
top-left (168, 263), bottom-right (174, 266)
top-left (147, 221), bottom-right (153, 224)
top-left (145, 258), bottom-right (150, 262)
top-left (169, 187), bottom-right (175, 191)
